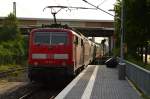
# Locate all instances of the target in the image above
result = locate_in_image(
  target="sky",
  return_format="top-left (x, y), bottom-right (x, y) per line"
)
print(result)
top-left (0, 0), bottom-right (116, 20)
top-left (0, 0), bottom-right (115, 44)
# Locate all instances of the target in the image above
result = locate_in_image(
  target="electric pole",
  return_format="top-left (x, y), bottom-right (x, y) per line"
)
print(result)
top-left (120, 0), bottom-right (125, 62)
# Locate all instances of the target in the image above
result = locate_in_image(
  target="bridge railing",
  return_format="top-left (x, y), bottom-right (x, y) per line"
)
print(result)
top-left (123, 60), bottom-right (150, 97)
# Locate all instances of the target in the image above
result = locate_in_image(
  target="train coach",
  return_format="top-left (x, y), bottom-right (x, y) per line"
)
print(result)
top-left (28, 27), bottom-right (101, 81)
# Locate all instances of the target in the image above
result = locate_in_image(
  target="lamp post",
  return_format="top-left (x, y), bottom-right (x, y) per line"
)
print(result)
top-left (120, 0), bottom-right (125, 62)
top-left (118, 0), bottom-right (126, 80)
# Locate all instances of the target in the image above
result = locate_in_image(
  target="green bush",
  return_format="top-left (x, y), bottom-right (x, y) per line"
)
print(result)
top-left (0, 13), bottom-right (28, 67)
top-left (126, 54), bottom-right (150, 70)
top-left (0, 39), bottom-right (27, 65)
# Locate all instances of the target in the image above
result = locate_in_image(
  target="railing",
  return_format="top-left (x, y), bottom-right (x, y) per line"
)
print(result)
top-left (123, 60), bottom-right (150, 97)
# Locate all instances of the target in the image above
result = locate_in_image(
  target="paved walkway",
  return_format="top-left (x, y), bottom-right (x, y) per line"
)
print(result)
top-left (55, 65), bottom-right (142, 99)
top-left (0, 81), bottom-right (23, 94)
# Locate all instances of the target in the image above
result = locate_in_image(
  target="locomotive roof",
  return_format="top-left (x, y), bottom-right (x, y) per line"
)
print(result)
top-left (31, 28), bottom-right (72, 32)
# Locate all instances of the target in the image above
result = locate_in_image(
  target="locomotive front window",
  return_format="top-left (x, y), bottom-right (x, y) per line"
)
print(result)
top-left (34, 32), bottom-right (68, 45)
top-left (51, 32), bottom-right (68, 45)
top-left (34, 32), bottom-right (50, 44)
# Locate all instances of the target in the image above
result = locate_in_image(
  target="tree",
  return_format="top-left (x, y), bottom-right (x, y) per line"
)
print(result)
top-left (0, 13), bottom-right (26, 65)
top-left (114, 0), bottom-right (150, 62)
top-left (113, 0), bottom-right (122, 57)
top-left (0, 13), bottom-right (21, 42)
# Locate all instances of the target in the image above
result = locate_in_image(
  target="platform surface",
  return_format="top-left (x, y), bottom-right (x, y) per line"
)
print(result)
top-left (55, 65), bottom-right (142, 99)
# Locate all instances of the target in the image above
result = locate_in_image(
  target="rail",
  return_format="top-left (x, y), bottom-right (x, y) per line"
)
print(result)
top-left (19, 91), bottom-right (35, 99)
top-left (0, 67), bottom-right (27, 78)
top-left (18, 84), bottom-right (59, 99)
top-left (123, 60), bottom-right (150, 97)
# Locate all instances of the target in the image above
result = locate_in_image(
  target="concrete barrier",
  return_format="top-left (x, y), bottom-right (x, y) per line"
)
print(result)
top-left (124, 60), bottom-right (150, 97)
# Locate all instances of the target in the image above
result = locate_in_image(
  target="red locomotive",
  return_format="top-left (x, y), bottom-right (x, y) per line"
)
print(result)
top-left (28, 27), bottom-right (101, 81)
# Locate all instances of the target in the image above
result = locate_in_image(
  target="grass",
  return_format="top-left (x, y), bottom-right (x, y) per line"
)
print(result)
top-left (125, 55), bottom-right (150, 71)
top-left (0, 64), bottom-right (21, 72)
top-left (0, 64), bottom-right (25, 79)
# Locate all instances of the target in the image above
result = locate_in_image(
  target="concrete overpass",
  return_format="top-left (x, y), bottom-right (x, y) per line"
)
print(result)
top-left (0, 17), bottom-right (114, 36)
top-left (0, 17), bottom-right (114, 54)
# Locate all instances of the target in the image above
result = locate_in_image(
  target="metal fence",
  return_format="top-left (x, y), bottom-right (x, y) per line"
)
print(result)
top-left (124, 60), bottom-right (150, 96)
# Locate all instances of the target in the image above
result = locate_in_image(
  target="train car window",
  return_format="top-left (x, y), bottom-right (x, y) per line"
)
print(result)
top-left (79, 38), bottom-right (82, 46)
top-left (34, 32), bottom-right (50, 44)
top-left (51, 32), bottom-right (68, 45)
top-left (74, 36), bottom-right (78, 45)
top-left (81, 39), bottom-right (84, 46)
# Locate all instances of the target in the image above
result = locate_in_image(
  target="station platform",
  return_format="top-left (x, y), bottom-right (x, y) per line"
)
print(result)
top-left (55, 65), bottom-right (142, 99)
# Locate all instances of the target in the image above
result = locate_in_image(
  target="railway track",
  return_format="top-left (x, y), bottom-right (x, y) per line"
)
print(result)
top-left (0, 67), bottom-right (27, 78)
top-left (19, 89), bottom-right (58, 99)
top-left (18, 79), bottom-right (72, 99)
top-left (19, 91), bottom-right (35, 99)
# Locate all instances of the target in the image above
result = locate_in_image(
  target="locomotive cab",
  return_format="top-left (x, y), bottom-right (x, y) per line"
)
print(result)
top-left (28, 28), bottom-right (73, 81)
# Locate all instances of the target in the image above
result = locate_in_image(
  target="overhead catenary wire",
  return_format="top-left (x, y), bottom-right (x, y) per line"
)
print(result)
top-left (97, 0), bottom-right (108, 7)
top-left (43, 5), bottom-right (97, 24)
top-left (82, 0), bottom-right (114, 17)
top-left (43, 6), bottom-right (97, 11)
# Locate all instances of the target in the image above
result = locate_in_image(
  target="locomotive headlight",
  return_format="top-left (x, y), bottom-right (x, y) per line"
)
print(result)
top-left (62, 61), bottom-right (66, 66)
top-left (32, 54), bottom-right (47, 59)
top-left (53, 54), bottom-right (68, 59)
top-left (34, 62), bottom-right (38, 66)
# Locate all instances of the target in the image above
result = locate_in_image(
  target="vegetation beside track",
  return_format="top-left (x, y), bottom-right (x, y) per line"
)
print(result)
top-left (0, 13), bottom-right (28, 72)
top-left (0, 64), bottom-right (21, 72)
top-left (126, 55), bottom-right (150, 71)
top-left (114, 0), bottom-right (150, 70)
top-left (0, 65), bottom-right (27, 80)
